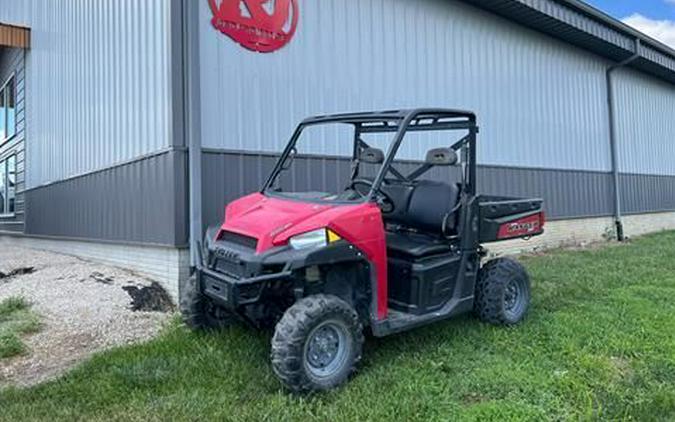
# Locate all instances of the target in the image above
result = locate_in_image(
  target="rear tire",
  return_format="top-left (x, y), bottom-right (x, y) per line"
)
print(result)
top-left (475, 258), bottom-right (531, 325)
top-left (180, 274), bottom-right (236, 330)
top-left (271, 295), bottom-right (364, 393)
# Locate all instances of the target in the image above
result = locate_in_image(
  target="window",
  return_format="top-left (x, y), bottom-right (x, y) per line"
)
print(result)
top-left (0, 155), bottom-right (16, 215)
top-left (0, 82), bottom-right (5, 141)
top-left (0, 75), bottom-right (16, 142)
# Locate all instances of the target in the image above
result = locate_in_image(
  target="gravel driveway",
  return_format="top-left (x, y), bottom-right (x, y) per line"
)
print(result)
top-left (0, 247), bottom-right (173, 388)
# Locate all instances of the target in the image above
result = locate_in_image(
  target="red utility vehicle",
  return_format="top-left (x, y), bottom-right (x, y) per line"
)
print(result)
top-left (182, 109), bottom-right (545, 392)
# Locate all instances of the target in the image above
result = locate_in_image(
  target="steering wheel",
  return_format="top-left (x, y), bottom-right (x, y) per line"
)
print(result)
top-left (347, 179), bottom-right (395, 213)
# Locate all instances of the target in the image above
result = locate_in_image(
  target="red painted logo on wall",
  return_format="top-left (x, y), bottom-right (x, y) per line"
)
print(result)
top-left (209, 0), bottom-right (299, 53)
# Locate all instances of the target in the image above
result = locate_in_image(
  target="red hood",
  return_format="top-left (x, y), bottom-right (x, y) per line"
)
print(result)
top-left (220, 193), bottom-right (367, 253)
top-left (218, 192), bottom-right (390, 320)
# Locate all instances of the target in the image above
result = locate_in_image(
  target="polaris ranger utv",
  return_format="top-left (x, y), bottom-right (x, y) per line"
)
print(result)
top-left (182, 109), bottom-right (545, 392)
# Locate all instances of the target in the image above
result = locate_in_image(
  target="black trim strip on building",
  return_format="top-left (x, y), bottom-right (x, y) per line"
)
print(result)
top-left (24, 149), bottom-right (188, 247)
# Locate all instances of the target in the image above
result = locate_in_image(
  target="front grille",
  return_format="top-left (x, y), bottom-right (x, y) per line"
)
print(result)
top-left (216, 259), bottom-right (246, 278)
top-left (220, 231), bottom-right (258, 250)
top-left (238, 284), bottom-right (262, 300)
top-left (213, 247), bottom-right (246, 278)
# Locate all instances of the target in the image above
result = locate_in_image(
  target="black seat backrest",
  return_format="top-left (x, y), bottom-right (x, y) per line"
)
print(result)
top-left (400, 180), bottom-right (460, 234)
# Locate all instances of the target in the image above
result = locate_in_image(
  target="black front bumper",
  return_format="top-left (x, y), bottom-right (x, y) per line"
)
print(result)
top-left (198, 266), bottom-right (293, 309)
top-left (197, 232), bottom-right (364, 310)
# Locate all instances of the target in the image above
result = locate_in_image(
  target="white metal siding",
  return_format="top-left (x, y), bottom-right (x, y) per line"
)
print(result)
top-left (199, 0), bottom-right (612, 172)
top-left (0, 0), bottom-right (174, 188)
top-left (0, 47), bottom-right (26, 232)
top-left (615, 68), bottom-right (675, 176)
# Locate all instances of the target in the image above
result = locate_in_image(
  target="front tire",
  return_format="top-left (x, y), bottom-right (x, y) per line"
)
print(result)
top-left (180, 273), bottom-right (236, 330)
top-left (475, 258), bottom-right (531, 325)
top-left (271, 295), bottom-right (364, 393)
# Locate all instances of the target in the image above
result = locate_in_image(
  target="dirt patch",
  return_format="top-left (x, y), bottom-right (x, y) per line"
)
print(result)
top-left (0, 247), bottom-right (172, 388)
top-left (461, 392), bottom-right (488, 405)
top-left (610, 356), bottom-right (634, 380)
top-left (123, 282), bottom-right (175, 313)
top-left (0, 267), bottom-right (35, 281)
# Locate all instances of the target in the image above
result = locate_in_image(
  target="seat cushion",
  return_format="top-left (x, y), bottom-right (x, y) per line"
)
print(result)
top-left (387, 180), bottom-right (460, 235)
top-left (386, 231), bottom-right (451, 258)
top-left (406, 180), bottom-right (460, 233)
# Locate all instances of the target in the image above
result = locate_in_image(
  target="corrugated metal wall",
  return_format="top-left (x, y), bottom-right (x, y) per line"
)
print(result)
top-left (614, 68), bottom-right (675, 176)
top-left (25, 150), bottom-right (187, 246)
top-left (0, 0), bottom-right (176, 188)
top-left (199, 0), bottom-right (612, 172)
top-left (201, 151), bottom-right (617, 229)
top-left (0, 47), bottom-right (25, 233)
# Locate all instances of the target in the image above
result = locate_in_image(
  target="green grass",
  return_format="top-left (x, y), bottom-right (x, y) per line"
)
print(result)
top-left (2, 232), bottom-right (675, 421)
top-left (0, 297), bottom-right (41, 359)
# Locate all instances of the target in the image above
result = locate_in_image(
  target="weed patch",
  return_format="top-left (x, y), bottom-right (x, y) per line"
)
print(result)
top-left (0, 297), bottom-right (41, 359)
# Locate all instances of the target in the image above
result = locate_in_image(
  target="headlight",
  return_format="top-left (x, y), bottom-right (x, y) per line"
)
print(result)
top-left (289, 228), bottom-right (341, 250)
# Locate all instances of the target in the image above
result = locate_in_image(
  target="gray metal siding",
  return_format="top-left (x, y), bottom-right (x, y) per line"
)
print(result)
top-left (0, 47), bottom-right (25, 233)
top-left (201, 151), bottom-right (620, 229)
top-left (199, 0), bottom-right (612, 172)
top-left (24, 150), bottom-right (188, 247)
top-left (0, 0), bottom-right (176, 189)
top-left (614, 69), bottom-right (675, 176)
top-left (620, 173), bottom-right (675, 215)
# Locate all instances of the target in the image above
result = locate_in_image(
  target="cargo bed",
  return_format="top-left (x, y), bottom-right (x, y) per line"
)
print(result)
top-left (478, 196), bottom-right (545, 242)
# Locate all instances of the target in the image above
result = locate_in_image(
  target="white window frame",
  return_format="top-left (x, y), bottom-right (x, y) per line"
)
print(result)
top-left (0, 72), bottom-right (17, 144)
top-left (0, 154), bottom-right (16, 218)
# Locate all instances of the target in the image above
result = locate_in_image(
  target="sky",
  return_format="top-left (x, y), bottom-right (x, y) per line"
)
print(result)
top-left (585, 0), bottom-right (675, 48)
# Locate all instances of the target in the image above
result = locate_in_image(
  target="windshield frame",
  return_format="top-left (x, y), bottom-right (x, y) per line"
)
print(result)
top-left (261, 109), bottom-right (478, 204)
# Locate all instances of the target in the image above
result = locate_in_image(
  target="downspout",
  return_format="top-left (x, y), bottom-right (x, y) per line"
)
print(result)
top-left (181, 0), bottom-right (203, 268)
top-left (606, 39), bottom-right (640, 241)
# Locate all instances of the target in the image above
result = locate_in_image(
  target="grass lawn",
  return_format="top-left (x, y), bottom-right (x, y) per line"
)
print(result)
top-left (0, 297), bottom-right (41, 359)
top-left (1, 232), bottom-right (675, 421)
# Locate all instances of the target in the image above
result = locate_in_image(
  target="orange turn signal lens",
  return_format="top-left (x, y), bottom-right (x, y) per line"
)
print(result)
top-left (327, 229), bottom-right (342, 243)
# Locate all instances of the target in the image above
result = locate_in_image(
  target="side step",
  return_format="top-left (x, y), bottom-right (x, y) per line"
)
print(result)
top-left (370, 297), bottom-right (474, 337)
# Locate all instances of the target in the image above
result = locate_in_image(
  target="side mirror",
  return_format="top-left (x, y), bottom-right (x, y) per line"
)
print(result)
top-left (425, 148), bottom-right (458, 166)
top-left (360, 147), bottom-right (385, 164)
top-left (281, 147), bottom-right (297, 170)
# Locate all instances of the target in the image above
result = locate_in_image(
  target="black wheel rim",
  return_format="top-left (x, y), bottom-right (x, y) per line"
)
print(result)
top-left (503, 278), bottom-right (527, 320)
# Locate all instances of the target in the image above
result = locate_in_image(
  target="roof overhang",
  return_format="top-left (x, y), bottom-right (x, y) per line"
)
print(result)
top-left (463, 0), bottom-right (675, 85)
top-left (0, 22), bottom-right (30, 49)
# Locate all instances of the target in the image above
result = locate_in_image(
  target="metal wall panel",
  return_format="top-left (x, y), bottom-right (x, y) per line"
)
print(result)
top-left (198, 0), bottom-right (612, 172)
top-left (0, 0), bottom-right (175, 188)
top-left (201, 151), bottom-right (618, 229)
top-left (24, 150), bottom-right (188, 246)
top-left (0, 47), bottom-right (25, 233)
top-left (614, 68), bottom-right (675, 176)
top-left (620, 173), bottom-right (675, 215)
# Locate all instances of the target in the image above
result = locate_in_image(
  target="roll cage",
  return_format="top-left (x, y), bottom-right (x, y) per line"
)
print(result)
top-left (262, 108), bottom-right (479, 200)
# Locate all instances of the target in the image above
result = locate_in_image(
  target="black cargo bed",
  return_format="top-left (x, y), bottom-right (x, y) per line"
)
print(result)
top-left (478, 196), bottom-right (545, 242)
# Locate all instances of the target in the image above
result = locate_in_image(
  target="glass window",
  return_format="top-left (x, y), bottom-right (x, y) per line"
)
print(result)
top-left (7, 155), bottom-right (15, 213)
top-left (0, 83), bottom-right (5, 141)
top-left (6, 77), bottom-right (15, 139)
top-left (0, 75), bottom-right (16, 142)
top-left (0, 156), bottom-right (15, 215)
top-left (0, 160), bottom-right (5, 215)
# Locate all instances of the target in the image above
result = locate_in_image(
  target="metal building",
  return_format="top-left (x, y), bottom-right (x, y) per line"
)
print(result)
top-left (0, 0), bottom-right (674, 297)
